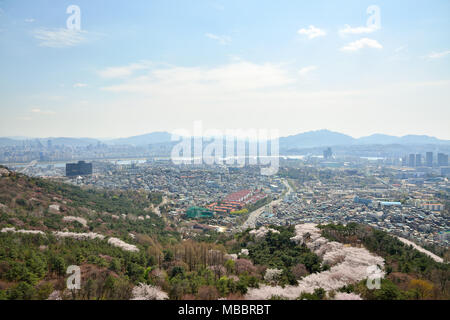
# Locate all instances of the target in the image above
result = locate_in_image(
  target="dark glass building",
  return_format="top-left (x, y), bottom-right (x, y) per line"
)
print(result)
top-left (323, 147), bottom-right (332, 160)
top-left (66, 161), bottom-right (93, 177)
top-left (426, 152), bottom-right (433, 167)
top-left (408, 154), bottom-right (415, 167)
top-left (415, 154), bottom-right (422, 167)
top-left (437, 153), bottom-right (449, 167)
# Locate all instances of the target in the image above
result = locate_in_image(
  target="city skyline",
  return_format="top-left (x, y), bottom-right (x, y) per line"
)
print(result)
top-left (1, 0), bottom-right (449, 139)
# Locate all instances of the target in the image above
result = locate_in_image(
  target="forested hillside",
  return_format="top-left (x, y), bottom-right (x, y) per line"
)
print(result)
top-left (320, 223), bottom-right (449, 300)
top-left (0, 166), bottom-right (448, 300)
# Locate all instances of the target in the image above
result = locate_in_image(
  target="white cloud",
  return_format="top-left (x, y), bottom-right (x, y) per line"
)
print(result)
top-left (17, 116), bottom-right (32, 121)
top-left (73, 83), bottom-right (88, 88)
top-left (101, 60), bottom-right (295, 94)
top-left (298, 65), bottom-right (318, 76)
top-left (427, 50), bottom-right (450, 59)
top-left (33, 28), bottom-right (88, 48)
top-left (25, 18), bottom-right (35, 23)
top-left (297, 25), bottom-right (326, 39)
top-left (31, 108), bottom-right (55, 115)
top-left (389, 46), bottom-right (409, 62)
top-left (205, 33), bottom-right (232, 45)
top-left (98, 62), bottom-right (151, 79)
top-left (398, 80), bottom-right (450, 88)
top-left (394, 46), bottom-right (406, 53)
top-left (8, 69), bottom-right (449, 140)
top-left (340, 38), bottom-right (382, 52)
top-left (339, 24), bottom-right (379, 36)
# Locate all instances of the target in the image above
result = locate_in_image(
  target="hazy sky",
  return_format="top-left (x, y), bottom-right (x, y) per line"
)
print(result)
top-left (0, 0), bottom-right (449, 139)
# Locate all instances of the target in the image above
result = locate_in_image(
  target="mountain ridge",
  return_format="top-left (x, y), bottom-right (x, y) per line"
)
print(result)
top-left (1, 130), bottom-right (449, 148)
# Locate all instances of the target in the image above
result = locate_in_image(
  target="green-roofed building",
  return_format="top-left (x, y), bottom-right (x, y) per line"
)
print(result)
top-left (186, 206), bottom-right (214, 219)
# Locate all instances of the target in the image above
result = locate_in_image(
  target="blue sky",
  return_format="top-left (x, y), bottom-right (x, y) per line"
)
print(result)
top-left (0, 0), bottom-right (449, 139)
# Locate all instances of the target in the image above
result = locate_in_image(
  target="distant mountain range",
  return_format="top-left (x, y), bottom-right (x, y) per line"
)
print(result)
top-left (1, 130), bottom-right (449, 149)
top-left (0, 137), bottom-right (101, 147)
top-left (279, 130), bottom-right (450, 150)
top-left (104, 132), bottom-right (173, 146)
top-left (280, 130), bottom-right (355, 149)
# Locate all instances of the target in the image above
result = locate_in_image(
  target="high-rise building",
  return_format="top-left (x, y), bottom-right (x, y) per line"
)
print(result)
top-left (415, 154), bottom-right (422, 167)
top-left (66, 161), bottom-right (93, 177)
top-left (441, 167), bottom-right (450, 177)
top-left (437, 153), bottom-right (449, 167)
top-left (401, 156), bottom-right (407, 167)
top-left (323, 147), bottom-right (333, 160)
top-left (426, 152), bottom-right (433, 167)
top-left (408, 154), bottom-right (415, 167)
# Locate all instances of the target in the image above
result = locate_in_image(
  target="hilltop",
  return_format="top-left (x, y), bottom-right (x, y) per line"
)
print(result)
top-left (0, 165), bottom-right (170, 239)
